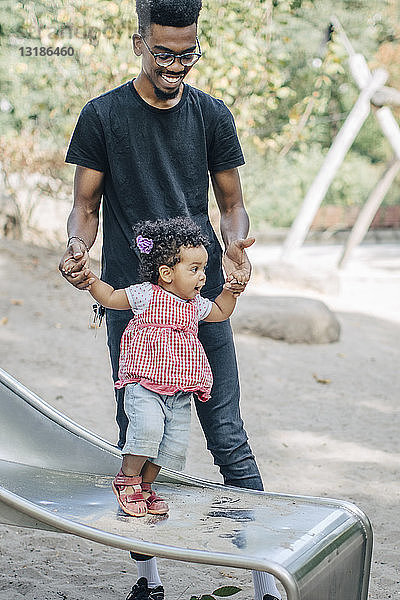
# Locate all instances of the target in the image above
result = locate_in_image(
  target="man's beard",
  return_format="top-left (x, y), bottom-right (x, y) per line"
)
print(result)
top-left (153, 84), bottom-right (181, 101)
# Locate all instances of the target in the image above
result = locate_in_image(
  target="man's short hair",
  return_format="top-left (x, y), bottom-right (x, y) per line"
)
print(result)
top-left (136, 0), bottom-right (202, 36)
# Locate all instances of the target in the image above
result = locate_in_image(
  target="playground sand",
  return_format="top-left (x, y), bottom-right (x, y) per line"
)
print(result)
top-left (0, 238), bottom-right (399, 600)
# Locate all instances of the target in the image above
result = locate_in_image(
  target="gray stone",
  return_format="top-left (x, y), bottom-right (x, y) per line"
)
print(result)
top-left (231, 295), bottom-right (340, 344)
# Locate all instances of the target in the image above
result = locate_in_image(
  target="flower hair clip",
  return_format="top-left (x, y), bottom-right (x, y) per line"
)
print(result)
top-left (136, 235), bottom-right (153, 254)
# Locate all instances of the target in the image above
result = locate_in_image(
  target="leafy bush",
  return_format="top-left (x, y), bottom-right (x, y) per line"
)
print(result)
top-left (0, 0), bottom-right (398, 237)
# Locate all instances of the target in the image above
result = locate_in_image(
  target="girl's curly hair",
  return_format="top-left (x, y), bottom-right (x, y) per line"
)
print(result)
top-left (131, 216), bottom-right (209, 284)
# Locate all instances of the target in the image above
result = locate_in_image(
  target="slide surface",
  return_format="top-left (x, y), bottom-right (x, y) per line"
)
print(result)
top-left (0, 368), bottom-right (372, 599)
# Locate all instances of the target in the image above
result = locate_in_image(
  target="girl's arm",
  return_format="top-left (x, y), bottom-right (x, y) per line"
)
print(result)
top-left (204, 284), bottom-right (238, 323)
top-left (85, 271), bottom-right (130, 310)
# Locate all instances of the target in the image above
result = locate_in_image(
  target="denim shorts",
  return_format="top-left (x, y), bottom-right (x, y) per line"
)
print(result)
top-left (121, 383), bottom-right (192, 471)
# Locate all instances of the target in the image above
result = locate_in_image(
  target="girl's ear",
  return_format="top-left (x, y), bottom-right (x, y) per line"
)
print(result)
top-left (159, 265), bottom-right (173, 283)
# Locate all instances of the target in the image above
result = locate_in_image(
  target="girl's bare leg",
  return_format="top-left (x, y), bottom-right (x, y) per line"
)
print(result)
top-left (140, 460), bottom-right (161, 486)
top-left (122, 454), bottom-right (147, 476)
top-left (120, 454), bottom-right (148, 497)
top-left (140, 462), bottom-right (168, 514)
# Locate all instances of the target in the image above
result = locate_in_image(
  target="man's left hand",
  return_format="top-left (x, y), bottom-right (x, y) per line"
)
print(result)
top-left (223, 237), bottom-right (255, 292)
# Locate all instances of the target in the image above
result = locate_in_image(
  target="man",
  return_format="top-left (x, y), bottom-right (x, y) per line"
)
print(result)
top-left (59, 1), bottom-right (280, 599)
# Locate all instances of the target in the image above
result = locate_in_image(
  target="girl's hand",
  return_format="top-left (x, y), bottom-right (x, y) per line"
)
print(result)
top-left (82, 268), bottom-right (96, 290)
top-left (63, 262), bottom-right (96, 290)
top-left (223, 280), bottom-right (242, 298)
top-left (59, 239), bottom-right (91, 290)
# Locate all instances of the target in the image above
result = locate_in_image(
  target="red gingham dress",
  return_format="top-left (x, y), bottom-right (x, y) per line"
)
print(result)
top-left (115, 284), bottom-right (213, 402)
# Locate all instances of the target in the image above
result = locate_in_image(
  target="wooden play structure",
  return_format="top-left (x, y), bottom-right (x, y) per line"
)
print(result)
top-left (281, 17), bottom-right (400, 267)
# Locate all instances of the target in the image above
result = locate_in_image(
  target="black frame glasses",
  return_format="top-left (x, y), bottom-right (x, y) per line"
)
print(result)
top-left (140, 35), bottom-right (202, 67)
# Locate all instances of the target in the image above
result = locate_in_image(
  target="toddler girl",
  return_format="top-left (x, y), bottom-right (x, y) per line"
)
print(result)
top-left (76, 216), bottom-right (247, 517)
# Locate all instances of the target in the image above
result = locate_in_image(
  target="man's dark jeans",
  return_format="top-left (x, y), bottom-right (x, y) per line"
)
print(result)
top-left (106, 309), bottom-right (263, 491)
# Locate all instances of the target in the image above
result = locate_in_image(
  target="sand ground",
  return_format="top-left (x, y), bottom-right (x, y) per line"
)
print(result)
top-left (0, 238), bottom-right (399, 600)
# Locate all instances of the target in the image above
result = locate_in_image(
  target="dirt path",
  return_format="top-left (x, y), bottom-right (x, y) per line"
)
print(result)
top-left (0, 238), bottom-right (399, 599)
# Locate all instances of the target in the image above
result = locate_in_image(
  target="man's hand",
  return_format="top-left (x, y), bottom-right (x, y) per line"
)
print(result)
top-left (58, 239), bottom-right (91, 290)
top-left (223, 237), bottom-right (255, 293)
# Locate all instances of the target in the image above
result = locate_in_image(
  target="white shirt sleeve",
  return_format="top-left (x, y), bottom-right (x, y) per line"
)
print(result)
top-left (196, 294), bottom-right (213, 321)
top-left (125, 282), bottom-right (152, 314)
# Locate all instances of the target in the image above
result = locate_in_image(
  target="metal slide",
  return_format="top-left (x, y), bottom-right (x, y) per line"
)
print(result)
top-left (0, 367), bottom-right (372, 599)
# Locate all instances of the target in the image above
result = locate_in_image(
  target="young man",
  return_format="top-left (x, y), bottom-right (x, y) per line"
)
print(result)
top-left (59, 1), bottom-right (280, 599)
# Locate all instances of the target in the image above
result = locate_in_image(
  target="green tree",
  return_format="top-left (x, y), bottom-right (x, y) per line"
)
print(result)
top-left (0, 0), bottom-right (398, 232)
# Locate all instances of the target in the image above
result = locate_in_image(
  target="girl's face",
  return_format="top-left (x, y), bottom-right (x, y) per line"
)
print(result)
top-left (160, 245), bottom-right (208, 300)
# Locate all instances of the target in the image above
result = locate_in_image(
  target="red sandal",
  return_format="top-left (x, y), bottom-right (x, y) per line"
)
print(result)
top-left (141, 483), bottom-right (169, 515)
top-left (112, 471), bottom-right (147, 517)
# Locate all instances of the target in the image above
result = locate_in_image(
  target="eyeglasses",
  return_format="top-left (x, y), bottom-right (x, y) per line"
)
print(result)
top-left (140, 35), bottom-right (202, 67)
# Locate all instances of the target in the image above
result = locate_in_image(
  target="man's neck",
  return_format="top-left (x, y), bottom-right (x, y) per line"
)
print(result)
top-left (133, 73), bottom-right (183, 109)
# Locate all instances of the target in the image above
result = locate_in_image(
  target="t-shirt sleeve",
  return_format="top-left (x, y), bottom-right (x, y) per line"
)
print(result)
top-left (65, 101), bottom-right (107, 172)
top-left (208, 101), bottom-right (245, 173)
top-left (196, 295), bottom-right (213, 321)
top-left (125, 282), bottom-right (152, 314)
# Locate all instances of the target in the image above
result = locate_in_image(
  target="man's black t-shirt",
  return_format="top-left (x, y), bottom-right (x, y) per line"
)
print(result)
top-left (66, 80), bottom-right (245, 297)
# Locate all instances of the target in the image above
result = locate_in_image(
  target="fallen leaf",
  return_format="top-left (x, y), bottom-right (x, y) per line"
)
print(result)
top-left (313, 373), bottom-right (331, 384)
top-left (0, 317), bottom-right (8, 326)
top-left (213, 587), bottom-right (242, 597)
top-left (10, 299), bottom-right (23, 305)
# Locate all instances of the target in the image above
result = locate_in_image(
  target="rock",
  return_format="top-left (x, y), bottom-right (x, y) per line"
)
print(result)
top-left (231, 296), bottom-right (340, 344)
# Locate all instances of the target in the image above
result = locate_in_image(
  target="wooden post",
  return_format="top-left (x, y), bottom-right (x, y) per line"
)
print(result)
top-left (331, 17), bottom-right (400, 106)
top-left (338, 159), bottom-right (400, 268)
top-left (314, 17), bottom-right (400, 266)
top-left (375, 106), bottom-right (400, 160)
top-left (348, 53), bottom-right (371, 88)
top-left (337, 106), bottom-right (400, 267)
top-left (281, 68), bottom-right (388, 261)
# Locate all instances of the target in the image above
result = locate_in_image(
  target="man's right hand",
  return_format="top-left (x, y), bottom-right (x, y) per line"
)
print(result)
top-left (59, 238), bottom-right (91, 290)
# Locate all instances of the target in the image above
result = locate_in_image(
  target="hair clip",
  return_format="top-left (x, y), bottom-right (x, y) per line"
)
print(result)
top-left (136, 235), bottom-right (153, 254)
